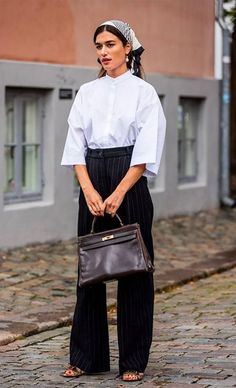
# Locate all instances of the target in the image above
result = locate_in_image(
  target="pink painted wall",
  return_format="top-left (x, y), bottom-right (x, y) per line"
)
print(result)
top-left (0, 0), bottom-right (215, 78)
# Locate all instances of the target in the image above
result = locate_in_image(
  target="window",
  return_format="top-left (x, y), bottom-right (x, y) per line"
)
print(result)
top-left (4, 89), bottom-right (44, 204)
top-left (178, 98), bottom-right (201, 183)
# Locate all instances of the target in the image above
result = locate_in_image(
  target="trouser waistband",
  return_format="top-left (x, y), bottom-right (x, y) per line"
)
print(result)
top-left (86, 145), bottom-right (134, 158)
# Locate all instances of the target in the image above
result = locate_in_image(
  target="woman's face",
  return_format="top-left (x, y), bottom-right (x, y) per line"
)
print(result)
top-left (95, 31), bottom-right (131, 76)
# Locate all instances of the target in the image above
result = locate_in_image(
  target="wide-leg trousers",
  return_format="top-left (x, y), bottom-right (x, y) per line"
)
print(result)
top-left (70, 146), bottom-right (155, 375)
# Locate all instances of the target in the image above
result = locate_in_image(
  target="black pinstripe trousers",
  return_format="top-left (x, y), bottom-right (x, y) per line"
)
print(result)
top-left (70, 146), bottom-right (155, 375)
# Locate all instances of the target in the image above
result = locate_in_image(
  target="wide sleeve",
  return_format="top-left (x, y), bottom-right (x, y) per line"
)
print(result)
top-left (130, 85), bottom-right (166, 177)
top-left (61, 87), bottom-right (87, 167)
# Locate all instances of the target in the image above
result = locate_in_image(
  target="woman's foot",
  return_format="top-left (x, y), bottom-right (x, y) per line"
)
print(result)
top-left (122, 370), bottom-right (144, 381)
top-left (63, 365), bottom-right (85, 378)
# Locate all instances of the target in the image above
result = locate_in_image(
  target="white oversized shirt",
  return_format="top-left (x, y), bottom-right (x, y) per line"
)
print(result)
top-left (61, 69), bottom-right (166, 177)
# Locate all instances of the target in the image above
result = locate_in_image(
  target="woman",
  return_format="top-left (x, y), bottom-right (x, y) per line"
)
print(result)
top-left (61, 19), bottom-right (166, 382)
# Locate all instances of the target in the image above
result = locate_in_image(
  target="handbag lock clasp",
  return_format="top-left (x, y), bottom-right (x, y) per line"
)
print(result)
top-left (102, 234), bottom-right (114, 241)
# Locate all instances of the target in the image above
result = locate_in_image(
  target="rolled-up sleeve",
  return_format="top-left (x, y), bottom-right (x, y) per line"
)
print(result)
top-left (61, 87), bottom-right (87, 167)
top-left (130, 85), bottom-right (166, 177)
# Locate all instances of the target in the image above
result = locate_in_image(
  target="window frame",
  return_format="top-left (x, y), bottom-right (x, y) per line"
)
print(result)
top-left (4, 88), bottom-right (45, 204)
top-left (177, 97), bottom-right (202, 184)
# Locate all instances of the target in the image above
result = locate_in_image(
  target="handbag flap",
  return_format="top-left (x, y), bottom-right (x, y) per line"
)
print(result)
top-left (78, 223), bottom-right (140, 247)
top-left (80, 231), bottom-right (137, 250)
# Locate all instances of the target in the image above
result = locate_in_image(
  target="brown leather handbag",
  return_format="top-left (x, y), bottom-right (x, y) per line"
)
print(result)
top-left (77, 214), bottom-right (155, 287)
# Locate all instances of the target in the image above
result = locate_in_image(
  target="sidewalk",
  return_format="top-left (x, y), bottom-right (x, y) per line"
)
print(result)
top-left (1, 265), bottom-right (235, 387)
top-left (0, 208), bottom-right (236, 346)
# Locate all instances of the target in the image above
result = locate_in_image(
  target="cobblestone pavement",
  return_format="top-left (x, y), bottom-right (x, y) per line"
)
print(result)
top-left (0, 208), bottom-right (236, 345)
top-left (0, 266), bottom-right (236, 387)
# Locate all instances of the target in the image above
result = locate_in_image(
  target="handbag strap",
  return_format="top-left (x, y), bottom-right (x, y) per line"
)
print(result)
top-left (90, 213), bottom-right (124, 234)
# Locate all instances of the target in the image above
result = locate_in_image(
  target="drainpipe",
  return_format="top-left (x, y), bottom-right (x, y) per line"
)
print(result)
top-left (217, 2), bottom-right (236, 207)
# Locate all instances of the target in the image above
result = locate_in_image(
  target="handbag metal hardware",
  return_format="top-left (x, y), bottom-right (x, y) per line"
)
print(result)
top-left (102, 234), bottom-right (114, 241)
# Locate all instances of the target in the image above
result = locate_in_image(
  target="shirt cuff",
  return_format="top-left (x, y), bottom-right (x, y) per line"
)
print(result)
top-left (61, 148), bottom-right (86, 167)
top-left (130, 156), bottom-right (158, 177)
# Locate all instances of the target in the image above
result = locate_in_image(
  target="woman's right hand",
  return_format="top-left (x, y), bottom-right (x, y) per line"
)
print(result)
top-left (83, 187), bottom-right (105, 216)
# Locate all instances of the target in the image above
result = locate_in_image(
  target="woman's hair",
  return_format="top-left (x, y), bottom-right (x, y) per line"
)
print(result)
top-left (93, 24), bottom-right (145, 79)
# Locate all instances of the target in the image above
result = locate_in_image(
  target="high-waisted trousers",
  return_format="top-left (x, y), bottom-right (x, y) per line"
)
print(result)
top-left (70, 146), bottom-right (155, 375)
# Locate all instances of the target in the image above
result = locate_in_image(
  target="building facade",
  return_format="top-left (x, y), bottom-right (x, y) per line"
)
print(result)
top-left (0, 0), bottom-right (220, 248)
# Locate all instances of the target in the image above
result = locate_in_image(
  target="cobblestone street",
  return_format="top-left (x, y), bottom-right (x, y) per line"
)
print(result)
top-left (1, 209), bottom-right (236, 346)
top-left (0, 266), bottom-right (236, 387)
top-left (1, 208), bottom-right (236, 387)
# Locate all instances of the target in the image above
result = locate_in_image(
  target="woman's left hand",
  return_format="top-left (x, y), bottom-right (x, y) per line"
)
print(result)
top-left (104, 189), bottom-right (125, 217)
top-left (104, 164), bottom-right (145, 216)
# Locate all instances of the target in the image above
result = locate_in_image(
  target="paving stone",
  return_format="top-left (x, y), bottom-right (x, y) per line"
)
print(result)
top-left (161, 385), bottom-right (206, 388)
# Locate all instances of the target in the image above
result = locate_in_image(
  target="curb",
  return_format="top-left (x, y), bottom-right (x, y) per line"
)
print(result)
top-left (154, 249), bottom-right (236, 293)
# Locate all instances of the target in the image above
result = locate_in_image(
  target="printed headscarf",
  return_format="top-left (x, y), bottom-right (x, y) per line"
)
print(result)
top-left (100, 19), bottom-right (144, 76)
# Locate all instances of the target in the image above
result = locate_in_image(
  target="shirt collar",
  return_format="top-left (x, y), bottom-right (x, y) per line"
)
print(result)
top-left (105, 70), bottom-right (132, 84)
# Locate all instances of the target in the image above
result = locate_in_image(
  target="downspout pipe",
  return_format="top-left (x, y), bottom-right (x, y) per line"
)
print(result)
top-left (218, 9), bottom-right (236, 207)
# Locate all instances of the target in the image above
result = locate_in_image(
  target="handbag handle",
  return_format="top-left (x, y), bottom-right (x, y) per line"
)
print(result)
top-left (90, 213), bottom-right (124, 234)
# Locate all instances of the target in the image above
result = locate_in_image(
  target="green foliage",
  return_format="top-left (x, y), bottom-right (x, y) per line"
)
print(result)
top-left (223, 0), bottom-right (236, 24)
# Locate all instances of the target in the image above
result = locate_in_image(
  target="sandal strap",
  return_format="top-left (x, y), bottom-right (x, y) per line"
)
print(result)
top-left (63, 365), bottom-right (85, 377)
top-left (122, 370), bottom-right (144, 381)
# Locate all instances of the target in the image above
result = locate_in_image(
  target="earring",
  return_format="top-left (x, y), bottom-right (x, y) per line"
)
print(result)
top-left (126, 55), bottom-right (129, 63)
